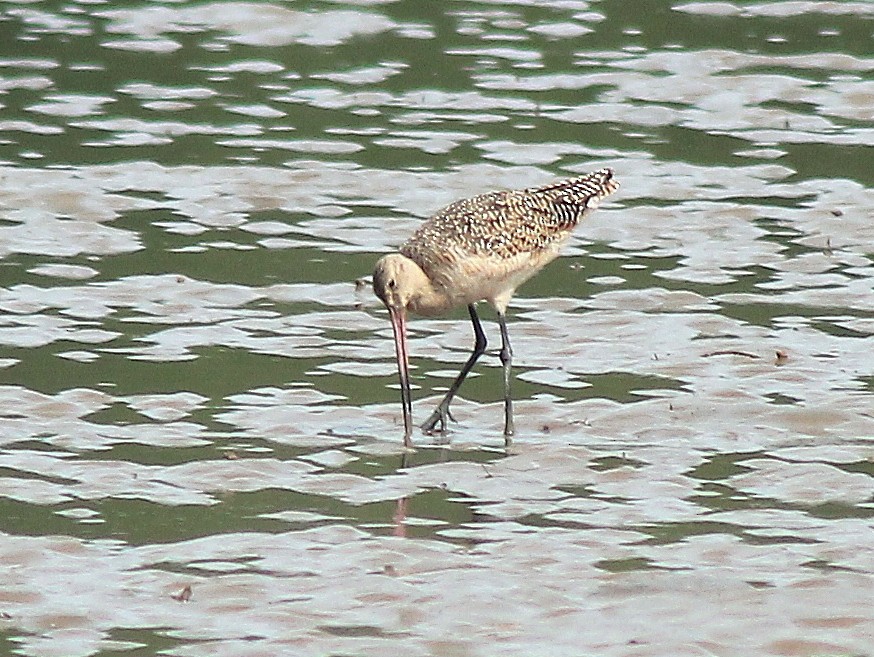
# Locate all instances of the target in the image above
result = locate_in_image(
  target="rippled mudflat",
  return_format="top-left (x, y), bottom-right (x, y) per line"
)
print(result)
top-left (0, 1), bottom-right (872, 656)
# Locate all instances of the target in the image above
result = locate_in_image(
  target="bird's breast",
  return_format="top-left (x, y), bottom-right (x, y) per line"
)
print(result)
top-left (411, 242), bottom-right (564, 315)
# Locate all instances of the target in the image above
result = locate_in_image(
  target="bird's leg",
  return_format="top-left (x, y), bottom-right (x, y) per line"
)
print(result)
top-left (498, 312), bottom-right (514, 437)
top-left (421, 304), bottom-right (487, 434)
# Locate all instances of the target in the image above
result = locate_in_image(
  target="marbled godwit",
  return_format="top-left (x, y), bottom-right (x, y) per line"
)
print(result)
top-left (373, 168), bottom-right (619, 446)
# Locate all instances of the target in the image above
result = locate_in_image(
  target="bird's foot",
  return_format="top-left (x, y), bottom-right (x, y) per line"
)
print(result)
top-left (421, 404), bottom-right (456, 434)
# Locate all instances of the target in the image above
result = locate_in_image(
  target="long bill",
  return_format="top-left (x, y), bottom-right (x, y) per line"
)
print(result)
top-left (388, 305), bottom-right (413, 447)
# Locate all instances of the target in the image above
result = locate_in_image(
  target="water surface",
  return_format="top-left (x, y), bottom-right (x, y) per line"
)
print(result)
top-left (0, 1), bottom-right (872, 655)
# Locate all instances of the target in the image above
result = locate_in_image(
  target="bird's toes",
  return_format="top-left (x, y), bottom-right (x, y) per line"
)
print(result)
top-left (421, 408), bottom-right (453, 435)
top-left (420, 417), bottom-right (440, 434)
top-left (422, 424), bottom-right (446, 436)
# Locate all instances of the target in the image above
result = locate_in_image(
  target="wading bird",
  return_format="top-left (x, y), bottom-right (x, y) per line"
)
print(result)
top-left (373, 168), bottom-right (619, 447)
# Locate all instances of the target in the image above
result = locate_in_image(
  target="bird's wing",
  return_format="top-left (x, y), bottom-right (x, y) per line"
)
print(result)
top-left (400, 191), bottom-right (549, 263)
top-left (401, 168), bottom-right (617, 268)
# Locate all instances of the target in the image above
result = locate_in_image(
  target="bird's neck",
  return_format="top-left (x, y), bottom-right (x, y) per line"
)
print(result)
top-left (401, 258), bottom-right (454, 317)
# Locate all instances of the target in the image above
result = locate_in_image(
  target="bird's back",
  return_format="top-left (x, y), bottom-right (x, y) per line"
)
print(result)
top-left (400, 168), bottom-right (618, 294)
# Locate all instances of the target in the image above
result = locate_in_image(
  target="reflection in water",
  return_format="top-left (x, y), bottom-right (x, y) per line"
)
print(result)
top-left (393, 496), bottom-right (408, 539)
top-left (0, 0), bottom-right (872, 655)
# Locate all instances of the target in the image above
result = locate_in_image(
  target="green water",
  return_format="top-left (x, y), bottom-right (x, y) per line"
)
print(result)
top-left (0, 1), bottom-right (872, 655)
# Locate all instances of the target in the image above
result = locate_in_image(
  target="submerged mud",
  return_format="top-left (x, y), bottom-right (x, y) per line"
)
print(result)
top-left (0, 0), bottom-right (872, 655)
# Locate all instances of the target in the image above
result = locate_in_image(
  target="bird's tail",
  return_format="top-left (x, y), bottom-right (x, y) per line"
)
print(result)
top-left (529, 168), bottom-right (619, 208)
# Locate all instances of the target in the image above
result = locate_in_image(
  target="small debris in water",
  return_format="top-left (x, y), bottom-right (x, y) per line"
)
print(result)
top-left (775, 349), bottom-right (789, 365)
top-left (224, 450), bottom-right (239, 460)
top-left (171, 585), bottom-right (193, 603)
top-left (702, 350), bottom-right (761, 359)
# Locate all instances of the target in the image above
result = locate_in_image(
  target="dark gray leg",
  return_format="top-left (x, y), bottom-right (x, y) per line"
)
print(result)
top-left (421, 305), bottom-right (487, 433)
top-left (498, 312), bottom-right (514, 437)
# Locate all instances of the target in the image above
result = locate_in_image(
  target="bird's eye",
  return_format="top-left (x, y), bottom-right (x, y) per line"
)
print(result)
top-left (387, 278), bottom-right (397, 290)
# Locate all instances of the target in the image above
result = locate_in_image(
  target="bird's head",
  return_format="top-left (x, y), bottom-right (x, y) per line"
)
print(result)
top-left (372, 253), bottom-right (422, 312)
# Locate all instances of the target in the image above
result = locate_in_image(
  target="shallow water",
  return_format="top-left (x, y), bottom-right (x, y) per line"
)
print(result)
top-left (1, 1), bottom-right (872, 655)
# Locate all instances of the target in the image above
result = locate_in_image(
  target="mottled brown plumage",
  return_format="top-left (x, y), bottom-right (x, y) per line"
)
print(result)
top-left (373, 168), bottom-right (619, 446)
top-left (403, 170), bottom-right (617, 263)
